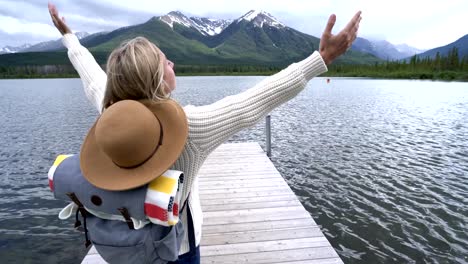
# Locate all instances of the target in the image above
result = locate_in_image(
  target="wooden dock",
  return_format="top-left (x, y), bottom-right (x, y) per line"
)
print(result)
top-left (82, 142), bottom-right (342, 263)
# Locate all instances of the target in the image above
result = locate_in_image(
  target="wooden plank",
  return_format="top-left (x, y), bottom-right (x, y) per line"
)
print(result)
top-left (198, 172), bottom-right (280, 180)
top-left (201, 158), bottom-right (273, 164)
top-left (198, 177), bottom-right (286, 190)
top-left (202, 199), bottom-right (303, 212)
top-left (270, 258), bottom-right (343, 264)
top-left (201, 247), bottom-right (339, 264)
top-left (200, 194), bottom-right (297, 205)
top-left (202, 218), bottom-right (316, 235)
top-left (87, 246), bottom-right (98, 255)
top-left (203, 206), bottom-right (304, 218)
top-left (199, 189), bottom-right (293, 200)
top-left (201, 154), bottom-right (269, 159)
top-left (201, 227), bottom-right (325, 246)
top-left (198, 169), bottom-right (279, 177)
top-left (199, 162), bottom-right (275, 169)
top-left (199, 174), bottom-right (280, 182)
top-left (203, 211), bottom-right (311, 226)
top-left (199, 186), bottom-right (292, 195)
top-left (203, 145), bottom-right (263, 153)
top-left (200, 181), bottom-right (289, 190)
top-left (81, 254), bottom-right (108, 264)
top-left (201, 237), bottom-right (330, 256)
top-left (201, 159), bottom-right (272, 165)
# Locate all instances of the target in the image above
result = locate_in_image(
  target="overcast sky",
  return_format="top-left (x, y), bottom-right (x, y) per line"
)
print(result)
top-left (0, 0), bottom-right (466, 50)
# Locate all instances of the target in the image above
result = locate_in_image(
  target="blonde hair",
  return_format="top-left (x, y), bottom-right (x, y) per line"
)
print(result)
top-left (102, 37), bottom-right (169, 110)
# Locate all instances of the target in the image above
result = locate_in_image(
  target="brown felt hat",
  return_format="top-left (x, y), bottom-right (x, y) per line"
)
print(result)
top-left (80, 99), bottom-right (188, 191)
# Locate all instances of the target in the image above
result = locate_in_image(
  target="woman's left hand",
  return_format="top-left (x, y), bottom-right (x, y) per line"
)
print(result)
top-left (319, 11), bottom-right (362, 65)
top-left (48, 2), bottom-right (72, 35)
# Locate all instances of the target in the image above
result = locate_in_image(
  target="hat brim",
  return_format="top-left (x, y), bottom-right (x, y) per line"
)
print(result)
top-left (80, 99), bottom-right (188, 191)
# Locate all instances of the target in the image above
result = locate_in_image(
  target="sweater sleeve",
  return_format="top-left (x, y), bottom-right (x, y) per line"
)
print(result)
top-left (185, 51), bottom-right (328, 154)
top-left (62, 34), bottom-right (107, 113)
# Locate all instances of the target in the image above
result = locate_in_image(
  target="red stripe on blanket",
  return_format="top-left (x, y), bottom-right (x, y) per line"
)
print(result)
top-left (49, 179), bottom-right (54, 191)
top-left (173, 203), bottom-right (179, 216)
top-left (144, 203), bottom-right (168, 221)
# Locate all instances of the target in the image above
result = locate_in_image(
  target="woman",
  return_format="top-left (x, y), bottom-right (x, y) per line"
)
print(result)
top-left (48, 3), bottom-right (361, 263)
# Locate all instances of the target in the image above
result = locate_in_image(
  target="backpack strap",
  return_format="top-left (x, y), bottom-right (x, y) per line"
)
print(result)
top-left (117, 207), bottom-right (134, 230)
top-left (179, 192), bottom-right (190, 215)
top-left (181, 193), bottom-right (196, 253)
top-left (66, 192), bottom-right (91, 248)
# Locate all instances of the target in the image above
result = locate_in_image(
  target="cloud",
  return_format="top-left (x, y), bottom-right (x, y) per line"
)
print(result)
top-left (0, 0), bottom-right (153, 46)
top-left (0, 0), bottom-right (466, 49)
top-left (0, 16), bottom-right (58, 38)
top-left (0, 29), bottom-right (56, 47)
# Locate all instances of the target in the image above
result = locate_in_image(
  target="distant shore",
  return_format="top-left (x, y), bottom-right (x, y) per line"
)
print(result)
top-left (1, 71), bottom-right (467, 81)
top-left (324, 71), bottom-right (468, 82)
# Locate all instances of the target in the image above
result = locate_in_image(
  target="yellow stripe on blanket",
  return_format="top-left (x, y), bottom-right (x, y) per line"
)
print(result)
top-left (148, 176), bottom-right (177, 194)
top-left (53, 155), bottom-right (72, 167)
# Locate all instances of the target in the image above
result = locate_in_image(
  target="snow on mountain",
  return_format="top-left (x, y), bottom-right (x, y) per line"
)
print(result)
top-left (75, 32), bottom-right (91, 40)
top-left (159, 11), bottom-right (194, 28)
top-left (158, 10), bottom-right (285, 36)
top-left (23, 40), bottom-right (58, 52)
top-left (0, 32), bottom-right (90, 54)
top-left (0, 44), bottom-right (32, 54)
top-left (352, 37), bottom-right (427, 60)
top-left (190, 17), bottom-right (232, 36)
top-left (237, 10), bottom-right (285, 28)
top-left (395, 43), bottom-right (426, 57)
top-left (159, 11), bottom-right (231, 36)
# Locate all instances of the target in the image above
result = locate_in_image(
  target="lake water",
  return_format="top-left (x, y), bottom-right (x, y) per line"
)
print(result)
top-left (0, 77), bottom-right (467, 263)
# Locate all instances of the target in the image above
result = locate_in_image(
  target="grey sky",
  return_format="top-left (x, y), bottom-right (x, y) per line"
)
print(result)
top-left (0, 0), bottom-right (466, 49)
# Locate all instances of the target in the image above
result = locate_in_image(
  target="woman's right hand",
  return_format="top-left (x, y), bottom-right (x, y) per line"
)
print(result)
top-left (48, 2), bottom-right (72, 35)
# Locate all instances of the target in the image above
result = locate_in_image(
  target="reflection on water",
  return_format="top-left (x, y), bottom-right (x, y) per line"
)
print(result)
top-left (0, 77), bottom-right (467, 263)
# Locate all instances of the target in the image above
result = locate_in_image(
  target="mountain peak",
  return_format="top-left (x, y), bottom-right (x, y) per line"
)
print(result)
top-left (75, 32), bottom-right (90, 40)
top-left (158, 11), bottom-right (231, 36)
top-left (168, 11), bottom-right (184, 16)
top-left (238, 10), bottom-right (285, 28)
top-left (159, 11), bottom-right (192, 28)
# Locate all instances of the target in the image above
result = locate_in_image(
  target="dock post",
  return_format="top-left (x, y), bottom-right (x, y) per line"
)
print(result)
top-left (266, 115), bottom-right (271, 158)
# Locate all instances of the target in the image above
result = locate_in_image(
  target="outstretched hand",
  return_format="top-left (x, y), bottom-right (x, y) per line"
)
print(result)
top-left (319, 11), bottom-right (361, 65)
top-left (48, 2), bottom-right (72, 35)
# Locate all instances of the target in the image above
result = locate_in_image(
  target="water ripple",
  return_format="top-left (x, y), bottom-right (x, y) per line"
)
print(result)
top-left (1, 78), bottom-right (467, 263)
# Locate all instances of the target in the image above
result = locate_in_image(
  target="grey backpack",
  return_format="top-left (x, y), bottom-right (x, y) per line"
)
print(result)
top-left (48, 154), bottom-right (188, 264)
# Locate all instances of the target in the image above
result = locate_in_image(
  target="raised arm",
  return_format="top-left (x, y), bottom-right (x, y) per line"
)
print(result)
top-left (186, 12), bottom-right (361, 154)
top-left (48, 3), bottom-right (106, 113)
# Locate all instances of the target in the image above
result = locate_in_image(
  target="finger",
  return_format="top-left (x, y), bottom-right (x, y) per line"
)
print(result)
top-left (348, 23), bottom-right (358, 39)
top-left (351, 17), bottom-right (361, 38)
top-left (353, 23), bottom-right (360, 35)
top-left (62, 16), bottom-right (66, 24)
top-left (48, 4), bottom-right (55, 17)
top-left (324, 14), bottom-right (336, 35)
top-left (50, 14), bottom-right (57, 24)
top-left (51, 4), bottom-right (59, 18)
top-left (351, 11), bottom-right (362, 24)
top-left (344, 11), bottom-right (361, 31)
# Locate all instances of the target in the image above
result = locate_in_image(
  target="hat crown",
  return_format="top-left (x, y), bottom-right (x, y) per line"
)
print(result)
top-left (95, 100), bottom-right (160, 168)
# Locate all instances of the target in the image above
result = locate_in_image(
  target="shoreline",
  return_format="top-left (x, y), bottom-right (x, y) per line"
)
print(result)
top-left (1, 72), bottom-right (467, 82)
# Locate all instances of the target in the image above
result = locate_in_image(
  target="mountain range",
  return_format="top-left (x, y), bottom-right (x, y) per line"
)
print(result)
top-left (351, 38), bottom-right (426, 60)
top-left (0, 32), bottom-right (90, 55)
top-left (0, 10), bottom-right (466, 67)
top-left (413, 34), bottom-right (468, 59)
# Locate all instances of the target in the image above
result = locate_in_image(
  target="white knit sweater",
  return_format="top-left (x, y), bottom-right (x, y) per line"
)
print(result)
top-left (62, 33), bottom-right (328, 255)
